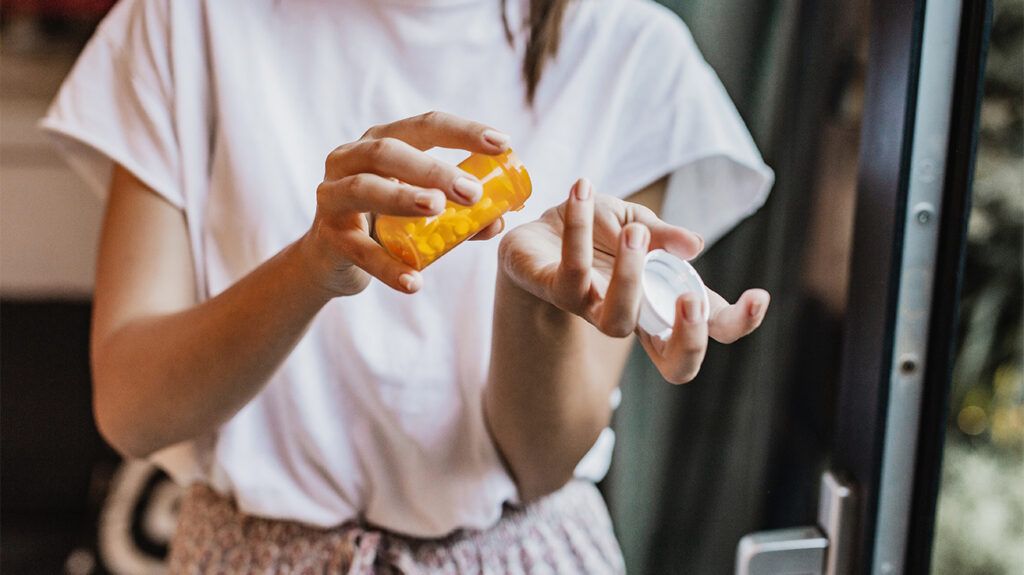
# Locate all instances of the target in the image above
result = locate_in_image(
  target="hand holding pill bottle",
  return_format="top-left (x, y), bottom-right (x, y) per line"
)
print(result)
top-left (375, 149), bottom-right (532, 270)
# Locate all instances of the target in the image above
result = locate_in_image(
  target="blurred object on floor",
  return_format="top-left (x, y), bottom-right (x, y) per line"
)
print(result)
top-left (97, 461), bottom-right (180, 575)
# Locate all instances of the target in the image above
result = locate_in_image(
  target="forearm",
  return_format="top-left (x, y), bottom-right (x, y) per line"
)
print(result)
top-left (93, 114), bottom-right (517, 458)
top-left (93, 236), bottom-right (331, 457)
top-left (485, 270), bottom-right (629, 501)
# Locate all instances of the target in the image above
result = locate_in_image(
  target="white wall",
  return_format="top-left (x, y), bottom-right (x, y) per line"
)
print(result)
top-left (1, 47), bottom-right (102, 299)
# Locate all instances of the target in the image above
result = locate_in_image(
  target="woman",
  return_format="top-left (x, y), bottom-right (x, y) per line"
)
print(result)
top-left (44, 0), bottom-right (774, 571)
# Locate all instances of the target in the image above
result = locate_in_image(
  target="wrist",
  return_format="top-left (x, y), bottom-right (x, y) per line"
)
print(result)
top-left (496, 268), bottom-right (578, 339)
top-left (292, 231), bottom-right (343, 304)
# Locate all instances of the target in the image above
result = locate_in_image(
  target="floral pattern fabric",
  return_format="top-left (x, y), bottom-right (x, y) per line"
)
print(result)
top-left (168, 480), bottom-right (625, 574)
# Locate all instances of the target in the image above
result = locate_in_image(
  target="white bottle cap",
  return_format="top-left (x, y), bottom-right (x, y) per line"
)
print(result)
top-left (638, 249), bottom-right (710, 340)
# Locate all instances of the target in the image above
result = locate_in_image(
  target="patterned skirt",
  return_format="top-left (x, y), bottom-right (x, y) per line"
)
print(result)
top-left (167, 480), bottom-right (626, 574)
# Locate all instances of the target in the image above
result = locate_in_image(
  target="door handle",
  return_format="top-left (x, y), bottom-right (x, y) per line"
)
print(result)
top-left (736, 471), bottom-right (856, 575)
top-left (736, 526), bottom-right (828, 575)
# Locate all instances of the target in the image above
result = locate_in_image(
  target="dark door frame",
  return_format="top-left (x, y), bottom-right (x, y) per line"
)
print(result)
top-left (833, 0), bottom-right (990, 572)
top-left (905, 1), bottom-right (991, 573)
top-left (833, 0), bottom-right (923, 568)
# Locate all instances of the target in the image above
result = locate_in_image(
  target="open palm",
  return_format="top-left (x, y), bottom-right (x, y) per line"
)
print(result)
top-left (499, 179), bottom-right (770, 383)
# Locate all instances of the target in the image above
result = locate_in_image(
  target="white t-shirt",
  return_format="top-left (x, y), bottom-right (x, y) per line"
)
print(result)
top-left (43, 0), bottom-right (773, 537)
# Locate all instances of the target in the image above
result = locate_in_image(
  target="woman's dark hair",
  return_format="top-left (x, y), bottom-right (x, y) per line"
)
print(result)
top-left (501, 0), bottom-right (572, 104)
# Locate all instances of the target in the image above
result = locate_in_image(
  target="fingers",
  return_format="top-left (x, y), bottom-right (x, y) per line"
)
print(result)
top-left (636, 328), bottom-right (666, 358)
top-left (363, 111), bottom-right (510, 154)
top-left (555, 179), bottom-right (595, 306)
top-left (318, 174), bottom-right (446, 217)
top-left (598, 222), bottom-right (649, 337)
top-left (649, 221), bottom-right (704, 260)
top-left (707, 288), bottom-right (770, 344)
top-left (469, 217), bottom-right (504, 241)
top-left (658, 292), bottom-right (709, 383)
top-left (340, 231), bottom-right (424, 294)
top-left (628, 204), bottom-right (704, 260)
top-left (639, 288), bottom-right (766, 384)
top-left (331, 137), bottom-right (483, 205)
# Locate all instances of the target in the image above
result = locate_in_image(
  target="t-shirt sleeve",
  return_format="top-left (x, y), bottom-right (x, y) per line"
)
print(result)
top-left (39, 0), bottom-right (184, 209)
top-left (599, 9), bottom-right (775, 246)
top-left (40, 0), bottom-right (211, 485)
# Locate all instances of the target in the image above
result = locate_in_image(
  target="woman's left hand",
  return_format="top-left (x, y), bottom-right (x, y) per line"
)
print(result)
top-left (498, 178), bottom-right (770, 384)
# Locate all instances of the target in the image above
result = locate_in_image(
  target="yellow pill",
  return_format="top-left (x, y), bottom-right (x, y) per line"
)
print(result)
top-left (416, 240), bottom-right (435, 256)
top-left (419, 223), bottom-right (440, 238)
top-left (453, 219), bottom-right (470, 235)
top-left (404, 223), bottom-right (416, 235)
top-left (477, 197), bottom-right (493, 210)
top-left (439, 223), bottom-right (457, 243)
top-left (428, 233), bottom-right (445, 252)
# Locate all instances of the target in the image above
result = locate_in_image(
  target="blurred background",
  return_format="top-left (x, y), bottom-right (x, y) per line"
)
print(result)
top-left (931, 1), bottom-right (1024, 571)
top-left (1, 0), bottom-right (1021, 574)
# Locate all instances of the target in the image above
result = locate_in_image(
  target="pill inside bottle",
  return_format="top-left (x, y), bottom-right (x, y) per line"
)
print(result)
top-left (638, 249), bottom-right (710, 340)
top-left (375, 149), bottom-right (532, 270)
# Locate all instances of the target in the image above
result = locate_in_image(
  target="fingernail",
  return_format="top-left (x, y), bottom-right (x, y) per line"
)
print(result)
top-left (575, 179), bottom-right (592, 201)
top-left (694, 233), bottom-right (705, 253)
top-left (625, 225), bottom-right (648, 250)
top-left (750, 301), bottom-right (763, 318)
top-left (415, 191), bottom-right (443, 212)
top-left (453, 176), bottom-right (483, 204)
top-left (398, 272), bottom-right (419, 292)
top-left (684, 297), bottom-right (702, 324)
top-left (482, 129), bottom-right (511, 149)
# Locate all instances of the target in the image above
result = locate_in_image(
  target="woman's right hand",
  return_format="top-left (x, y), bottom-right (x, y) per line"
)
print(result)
top-left (301, 111), bottom-right (511, 296)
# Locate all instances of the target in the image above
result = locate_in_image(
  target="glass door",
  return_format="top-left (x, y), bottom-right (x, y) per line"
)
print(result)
top-left (735, 0), bottom-right (991, 573)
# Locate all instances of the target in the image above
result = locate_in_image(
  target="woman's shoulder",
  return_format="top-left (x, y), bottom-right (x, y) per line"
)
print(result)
top-left (94, 0), bottom-right (271, 45)
top-left (571, 0), bottom-right (695, 45)
top-left (91, 0), bottom-right (198, 47)
top-left (562, 0), bottom-right (699, 69)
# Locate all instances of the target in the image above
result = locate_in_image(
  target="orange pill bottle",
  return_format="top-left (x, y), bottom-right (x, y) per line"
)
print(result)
top-left (375, 149), bottom-right (532, 270)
